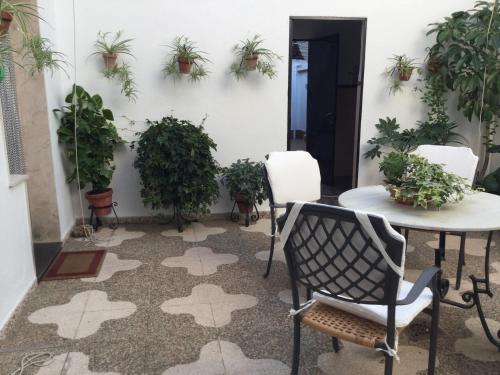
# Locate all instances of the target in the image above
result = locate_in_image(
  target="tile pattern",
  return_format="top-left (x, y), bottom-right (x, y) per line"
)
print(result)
top-left (28, 290), bottom-right (136, 339)
top-left (239, 219), bottom-right (272, 236)
top-left (77, 227), bottom-right (146, 248)
top-left (162, 247), bottom-right (238, 276)
top-left (454, 317), bottom-right (500, 362)
top-left (162, 222), bottom-right (226, 242)
top-left (82, 252), bottom-right (142, 282)
top-left (425, 234), bottom-right (495, 257)
top-left (161, 284), bottom-right (257, 327)
top-left (255, 241), bottom-right (286, 264)
top-left (36, 352), bottom-right (120, 375)
top-left (163, 340), bottom-right (289, 374)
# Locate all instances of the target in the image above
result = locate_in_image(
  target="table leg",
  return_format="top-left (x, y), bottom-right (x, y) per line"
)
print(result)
top-left (435, 232), bottom-right (449, 299)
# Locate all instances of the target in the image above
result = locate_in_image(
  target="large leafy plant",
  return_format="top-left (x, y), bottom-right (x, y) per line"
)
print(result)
top-left (221, 159), bottom-right (267, 204)
top-left (427, 0), bottom-right (500, 179)
top-left (384, 153), bottom-right (473, 208)
top-left (55, 85), bottom-right (123, 193)
top-left (131, 116), bottom-right (219, 217)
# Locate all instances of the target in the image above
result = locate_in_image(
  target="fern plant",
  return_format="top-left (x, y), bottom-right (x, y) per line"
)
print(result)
top-left (163, 36), bottom-right (209, 82)
top-left (230, 35), bottom-right (281, 79)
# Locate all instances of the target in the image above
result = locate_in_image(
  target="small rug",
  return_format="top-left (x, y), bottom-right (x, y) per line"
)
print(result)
top-left (42, 250), bottom-right (106, 281)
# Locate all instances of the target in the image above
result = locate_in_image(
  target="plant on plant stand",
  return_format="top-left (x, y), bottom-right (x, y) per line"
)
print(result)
top-left (221, 158), bottom-right (267, 226)
top-left (381, 152), bottom-right (473, 208)
top-left (162, 36), bottom-right (210, 82)
top-left (131, 115), bottom-right (219, 232)
top-left (385, 54), bottom-right (418, 94)
top-left (55, 85), bottom-right (123, 222)
top-left (91, 31), bottom-right (137, 101)
top-left (230, 34), bottom-right (281, 79)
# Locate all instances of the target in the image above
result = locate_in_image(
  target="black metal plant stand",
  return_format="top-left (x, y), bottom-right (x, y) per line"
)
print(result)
top-left (88, 202), bottom-right (119, 230)
top-left (437, 231), bottom-right (500, 350)
top-left (230, 201), bottom-right (260, 227)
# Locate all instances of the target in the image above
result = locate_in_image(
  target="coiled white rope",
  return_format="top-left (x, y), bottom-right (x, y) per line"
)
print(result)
top-left (10, 352), bottom-right (54, 375)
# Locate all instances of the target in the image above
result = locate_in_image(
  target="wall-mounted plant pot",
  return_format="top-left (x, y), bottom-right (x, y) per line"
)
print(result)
top-left (0, 12), bottom-right (13, 35)
top-left (427, 60), bottom-right (442, 74)
top-left (245, 55), bottom-right (258, 71)
top-left (398, 69), bottom-right (413, 81)
top-left (102, 53), bottom-right (118, 70)
top-left (86, 188), bottom-right (113, 217)
top-left (235, 193), bottom-right (254, 214)
top-left (177, 57), bottom-right (192, 74)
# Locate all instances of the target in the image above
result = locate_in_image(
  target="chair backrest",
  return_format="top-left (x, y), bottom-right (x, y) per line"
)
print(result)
top-left (279, 203), bottom-right (406, 306)
top-left (264, 151), bottom-right (321, 206)
top-left (412, 145), bottom-right (479, 183)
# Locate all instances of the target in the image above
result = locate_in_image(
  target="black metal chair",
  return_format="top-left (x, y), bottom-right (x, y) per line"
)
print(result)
top-left (262, 151), bottom-right (321, 278)
top-left (278, 202), bottom-right (441, 375)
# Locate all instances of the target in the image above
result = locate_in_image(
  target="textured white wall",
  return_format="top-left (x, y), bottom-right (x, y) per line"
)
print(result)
top-left (0, 115), bottom-right (35, 330)
top-left (40, 0), bottom-right (479, 220)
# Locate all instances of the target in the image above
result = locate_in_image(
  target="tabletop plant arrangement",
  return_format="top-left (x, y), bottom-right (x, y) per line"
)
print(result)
top-left (385, 54), bottom-right (418, 94)
top-left (230, 34), bottom-right (281, 79)
top-left (55, 85), bottom-right (123, 217)
top-left (92, 31), bottom-right (137, 101)
top-left (221, 158), bottom-right (267, 225)
top-left (380, 151), bottom-right (473, 208)
top-left (163, 36), bottom-right (210, 82)
top-left (131, 115), bottom-right (219, 232)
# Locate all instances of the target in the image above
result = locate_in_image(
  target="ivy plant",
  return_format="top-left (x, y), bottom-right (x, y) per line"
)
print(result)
top-left (55, 85), bottom-right (123, 193)
top-left (221, 159), bottom-right (267, 204)
top-left (427, 0), bottom-right (500, 178)
top-left (131, 115), bottom-right (220, 219)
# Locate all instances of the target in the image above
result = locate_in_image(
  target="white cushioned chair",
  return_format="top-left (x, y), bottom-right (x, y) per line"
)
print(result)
top-left (262, 151), bottom-right (321, 277)
top-left (410, 145), bottom-right (479, 289)
top-left (278, 202), bottom-right (440, 375)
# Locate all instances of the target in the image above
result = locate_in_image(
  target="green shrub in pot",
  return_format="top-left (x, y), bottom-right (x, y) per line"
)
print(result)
top-left (131, 115), bottom-right (219, 231)
top-left (221, 158), bottom-right (267, 214)
top-left (55, 85), bottom-right (123, 216)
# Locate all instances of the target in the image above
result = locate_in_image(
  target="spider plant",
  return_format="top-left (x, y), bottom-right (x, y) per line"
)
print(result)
top-left (230, 35), bottom-right (281, 79)
top-left (92, 30), bottom-right (134, 69)
top-left (0, 0), bottom-right (42, 36)
top-left (162, 36), bottom-right (210, 82)
top-left (385, 54), bottom-right (418, 94)
top-left (22, 35), bottom-right (67, 76)
top-left (104, 63), bottom-right (138, 102)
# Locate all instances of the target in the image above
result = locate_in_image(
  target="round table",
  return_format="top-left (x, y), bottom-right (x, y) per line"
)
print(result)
top-left (339, 185), bottom-right (500, 349)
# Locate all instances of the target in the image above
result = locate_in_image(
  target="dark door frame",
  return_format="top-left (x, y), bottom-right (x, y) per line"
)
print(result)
top-left (287, 16), bottom-right (367, 189)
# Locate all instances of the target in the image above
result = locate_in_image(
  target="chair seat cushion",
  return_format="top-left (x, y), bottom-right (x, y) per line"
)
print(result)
top-left (313, 280), bottom-right (433, 327)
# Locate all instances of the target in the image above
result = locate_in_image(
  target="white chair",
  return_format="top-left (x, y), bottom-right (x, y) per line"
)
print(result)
top-left (411, 145), bottom-right (479, 289)
top-left (262, 151), bottom-right (321, 277)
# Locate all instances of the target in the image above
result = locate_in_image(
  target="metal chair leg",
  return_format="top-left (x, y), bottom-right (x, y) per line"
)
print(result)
top-left (263, 207), bottom-right (276, 278)
top-left (383, 354), bottom-right (394, 375)
top-left (291, 317), bottom-right (301, 375)
top-left (428, 275), bottom-right (440, 375)
top-left (332, 337), bottom-right (341, 353)
top-left (455, 232), bottom-right (466, 290)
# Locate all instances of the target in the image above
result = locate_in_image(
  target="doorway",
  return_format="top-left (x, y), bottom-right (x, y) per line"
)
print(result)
top-left (288, 17), bottom-right (366, 197)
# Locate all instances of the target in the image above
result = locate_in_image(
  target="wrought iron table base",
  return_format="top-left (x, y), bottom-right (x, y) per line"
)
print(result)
top-left (230, 201), bottom-right (260, 227)
top-left (88, 202), bottom-right (119, 230)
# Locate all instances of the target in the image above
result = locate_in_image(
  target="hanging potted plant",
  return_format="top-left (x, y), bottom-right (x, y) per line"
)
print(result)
top-left (386, 54), bottom-right (418, 94)
top-left (221, 159), bottom-right (267, 219)
top-left (55, 85), bottom-right (124, 217)
top-left (162, 36), bottom-right (210, 82)
top-left (230, 34), bottom-right (281, 79)
top-left (0, 1), bottom-right (40, 35)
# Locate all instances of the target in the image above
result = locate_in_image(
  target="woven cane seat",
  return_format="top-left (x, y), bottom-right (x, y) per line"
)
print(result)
top-left (302, 302), bottom-right (402, 348)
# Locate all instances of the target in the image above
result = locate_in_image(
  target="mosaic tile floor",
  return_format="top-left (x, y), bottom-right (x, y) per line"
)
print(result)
top-left (1, 219), bottom-right (499, 374)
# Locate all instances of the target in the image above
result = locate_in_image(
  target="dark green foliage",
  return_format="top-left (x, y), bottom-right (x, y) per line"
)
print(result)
top-left (481, 167), bottom-right (500, 194)
top-left (55, 85), bottom-right (123, 192)
top-left (379, 152), bottom-right (409, 185)
top-left (131, 116), bottom-right (220, 215)
top-left (365, 117), bottom-right (419, 159)
top-left (221, 159), bottom-right (267, 204)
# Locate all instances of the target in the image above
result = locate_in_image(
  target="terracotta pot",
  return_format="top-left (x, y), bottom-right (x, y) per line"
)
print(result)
top-left (398, 69), bottom-right (413, 81)
top-left (102, 53), bottom-right (118, 69)
top-left (86, 188), bottom-right (113, 217)
top-left (245, 55), bottom-right (258, 71)
top-left (235, 193), bottom-right (254, 214)
top-left (178, 57), bottom-right (192, 74)
top-left (427, 60), bottom-right (442, 74)
top-left (0, 12), bottom-right (13, 35)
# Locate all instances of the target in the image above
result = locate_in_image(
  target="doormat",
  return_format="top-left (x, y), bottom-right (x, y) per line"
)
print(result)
top-left (42, 250), bottom-right (106, 281)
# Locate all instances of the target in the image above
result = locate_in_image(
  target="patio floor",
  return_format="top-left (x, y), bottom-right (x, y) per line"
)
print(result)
top-left (1, 219), bottom-right (499, 374)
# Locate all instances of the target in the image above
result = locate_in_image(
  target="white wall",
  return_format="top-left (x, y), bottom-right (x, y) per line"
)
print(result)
top-left (40, 0), bottom-right (479, 219)
top-left (0, 115), bottom-right (36, 330)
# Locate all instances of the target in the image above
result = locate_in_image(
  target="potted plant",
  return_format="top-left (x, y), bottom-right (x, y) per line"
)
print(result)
top-left (221, 159), bottom-right (267, 217)
top-left (162, 36), bottom-right (210, 82)
top-left (22, 35), bottom-right (67, 76)
top-left (385, 54), bottom-right (418, 94)
top-left (0, 1), bottom-right (40, 35)
top-left (92, 31), bottom-right (133, 70)
top-left (230, 34), bottom-right (281, 79)
top-left (381, 152), bottom-right (473, 208)
top-left (131, 115), bottom-right (219, 232)
top-left (55, 85), bottom-right (123, 217)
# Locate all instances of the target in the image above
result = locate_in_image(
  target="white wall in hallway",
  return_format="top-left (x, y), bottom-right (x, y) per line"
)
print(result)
top-left (40, 0), bottom-right (479, 219)
top-left (0, 115), bottom-right (36, 330)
